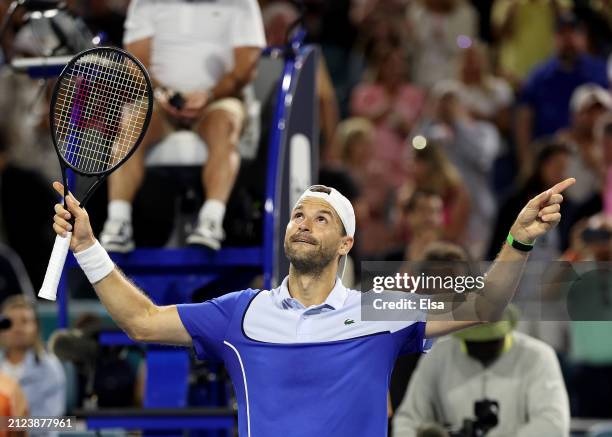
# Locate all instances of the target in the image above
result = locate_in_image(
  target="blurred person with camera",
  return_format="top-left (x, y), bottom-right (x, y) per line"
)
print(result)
top-left (392, 304), bottom-right (570, 436)
top-left (0, 296), bottom-right (65, 434)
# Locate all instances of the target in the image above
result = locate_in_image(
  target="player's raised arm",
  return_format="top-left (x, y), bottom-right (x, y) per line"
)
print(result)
top-left (51, 182), bottom-right (192, 346)
top-left (425, 177), bottom-right (576, 338)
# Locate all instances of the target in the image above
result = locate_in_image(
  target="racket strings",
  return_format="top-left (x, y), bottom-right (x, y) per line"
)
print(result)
top-left (53, 49), bottom-right (150, 174)
top-left (58, 53), bottom-right (146, 171)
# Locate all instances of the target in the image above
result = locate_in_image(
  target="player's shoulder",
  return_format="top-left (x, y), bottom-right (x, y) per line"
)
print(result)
top-left (218, 288), bottom-right (260, 303)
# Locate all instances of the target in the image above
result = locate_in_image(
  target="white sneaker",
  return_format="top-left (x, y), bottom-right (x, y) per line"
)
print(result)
top-left (186, 218), bottom-right (225, 250)
top-left (99, 219), bottom-right (134, 253)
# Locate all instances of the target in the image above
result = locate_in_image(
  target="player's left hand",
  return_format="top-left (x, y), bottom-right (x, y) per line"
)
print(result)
top-left (509, 178), bottom-right (576, 244)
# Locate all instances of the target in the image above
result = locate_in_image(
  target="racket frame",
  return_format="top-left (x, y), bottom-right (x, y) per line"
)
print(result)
top-left (49, 46), bottom-right (154, 205)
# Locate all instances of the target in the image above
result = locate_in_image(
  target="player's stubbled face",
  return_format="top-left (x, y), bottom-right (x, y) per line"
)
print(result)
top-left (284, 198), bottom-right (343, 274)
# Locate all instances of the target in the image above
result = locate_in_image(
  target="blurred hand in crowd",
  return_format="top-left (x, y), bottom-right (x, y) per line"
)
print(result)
top-left (565, 214), bottom-right (612, 262)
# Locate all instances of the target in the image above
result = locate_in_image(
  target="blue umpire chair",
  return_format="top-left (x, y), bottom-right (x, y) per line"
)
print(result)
top-left (13, 29), bottom-right (320, 435)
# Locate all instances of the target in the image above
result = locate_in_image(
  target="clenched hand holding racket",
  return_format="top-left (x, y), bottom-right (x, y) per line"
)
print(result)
top-left (38, 47), bottom-right (153, 301)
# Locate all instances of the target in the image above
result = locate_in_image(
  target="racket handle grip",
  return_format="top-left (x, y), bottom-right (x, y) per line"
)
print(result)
top-left (39, 232), bottom-right (72, 301)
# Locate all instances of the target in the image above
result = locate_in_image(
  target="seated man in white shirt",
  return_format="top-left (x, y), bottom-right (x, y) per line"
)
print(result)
top-left (100, 0), bottom-right (266, 252)
top-left (392, 306), bottom-right (570, 437)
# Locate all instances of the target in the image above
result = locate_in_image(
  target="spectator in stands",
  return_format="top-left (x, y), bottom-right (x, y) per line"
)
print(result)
top-left (487, 141), bottom-right (572, 260)
top-left (406, 0), bottom-right (478, 89)
top-left (397, 141), bottom-right (470, 246)
top-left (0, 316), bottom-right (28, 437)
top-left (305, 0), bottom-right (361, 116)
top-left (78, 0), bottom-right (127, 47)
top-left (488, 142), bottom-right (572, 354)
top-left (0, 126), bottom-right (56, 290)
top-left (393, 306), bottom-right (570, 436)
top-left (491, 0), bottom-right (570, 88)
top-left (351, 45), bottom-right (426, 188)
top-left (573, 0), bottom-right (612, 58)
top-left (100, 0), bottom-right (266, 252)
top-left (385, 190), bottom-right (444, 262)
top-left (515, 12), bottom-right (609, 172)
top-left (559, 214), bottom-right (612, 417)
top-left (355, 3), bottom-right (411, 71)
top-left (333, 117), bottom-right (374, 181)
top-left (600, 114), bottom-right (612, 214)
top-left (331, 117), bottom-right (394, 256)
top-left (457, 40), bottom-right (513, 135)
top-left (414, 80), bottom-right (500, 257)
top-left (388, 241), bottom-right (470, 436)
top-left (0, 296), bottom-right (66, 421)
top-left (557, 84), bottom-right (611, 206)
top-left (0, 371), bottom-right (28, 437)
top-left (262, 2), bottom-right (340, 162)
top-left (0, 63), bottom-right (58, 182)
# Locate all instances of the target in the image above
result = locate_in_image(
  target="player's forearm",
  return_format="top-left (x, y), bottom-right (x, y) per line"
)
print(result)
top-left (477, 243), bottom-right (528, 321)
top-left (91, 268), bottom-right (156, 339)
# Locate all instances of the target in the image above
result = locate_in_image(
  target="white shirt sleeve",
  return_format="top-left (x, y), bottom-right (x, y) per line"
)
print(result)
top-left (515, 344), bottom-right (570, 437)
top-left (230, 0), bottom-right (266, 48)
top-left (123, 0), bottom-right (156, 45)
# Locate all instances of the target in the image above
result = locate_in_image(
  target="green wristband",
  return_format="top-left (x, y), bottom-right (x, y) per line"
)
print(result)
top-left (507, 233), bottom-right (534, 252)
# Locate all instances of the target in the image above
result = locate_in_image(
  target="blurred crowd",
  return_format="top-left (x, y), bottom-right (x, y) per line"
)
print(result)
top-left (0, 0), bottom-right (611, 433)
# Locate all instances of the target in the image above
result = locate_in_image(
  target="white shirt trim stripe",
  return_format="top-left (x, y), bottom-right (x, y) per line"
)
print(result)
top-left (224, 340), bottom-right (250, 437)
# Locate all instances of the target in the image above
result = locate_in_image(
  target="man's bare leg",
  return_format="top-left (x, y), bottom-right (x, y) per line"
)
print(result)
top-left (187, 106), bottom-right (243, 249)
top-left (100, 106), bottom-right (167, 252)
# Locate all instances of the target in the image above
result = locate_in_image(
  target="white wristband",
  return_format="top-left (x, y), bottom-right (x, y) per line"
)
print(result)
top-left (74, 240), bottom-right (115, 284)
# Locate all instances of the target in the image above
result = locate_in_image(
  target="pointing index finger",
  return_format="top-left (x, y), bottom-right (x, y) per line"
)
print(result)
top-left (550, 178), bottom-right (576, 195)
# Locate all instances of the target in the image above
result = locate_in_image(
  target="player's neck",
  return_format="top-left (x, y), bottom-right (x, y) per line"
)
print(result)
top-left (287, 265), bottom-right (337, 307)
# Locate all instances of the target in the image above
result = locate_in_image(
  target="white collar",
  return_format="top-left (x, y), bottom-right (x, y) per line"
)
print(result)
top-left (274, 276), bottom-right (349, 311)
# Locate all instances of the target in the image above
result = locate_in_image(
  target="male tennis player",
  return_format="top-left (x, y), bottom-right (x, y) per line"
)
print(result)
top-left (51, 178), bottom-right (575, 437)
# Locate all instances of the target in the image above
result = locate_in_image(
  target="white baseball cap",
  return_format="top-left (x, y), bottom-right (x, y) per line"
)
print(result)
top-left (570, 83), bottom-right (612, 113)
top-left (294, 185), bottom-right (356, 279)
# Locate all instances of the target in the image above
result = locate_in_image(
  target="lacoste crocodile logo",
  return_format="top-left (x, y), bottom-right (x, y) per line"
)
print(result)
top-left (344, 319), bottom-right (355, 326)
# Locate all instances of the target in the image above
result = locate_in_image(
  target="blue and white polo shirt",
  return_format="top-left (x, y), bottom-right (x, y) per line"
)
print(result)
top-left (177, 277), bottom-right (427, 437)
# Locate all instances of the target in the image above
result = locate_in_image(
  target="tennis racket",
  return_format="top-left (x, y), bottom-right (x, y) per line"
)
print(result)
top-left (38, 47), bottom-right (153, 301)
